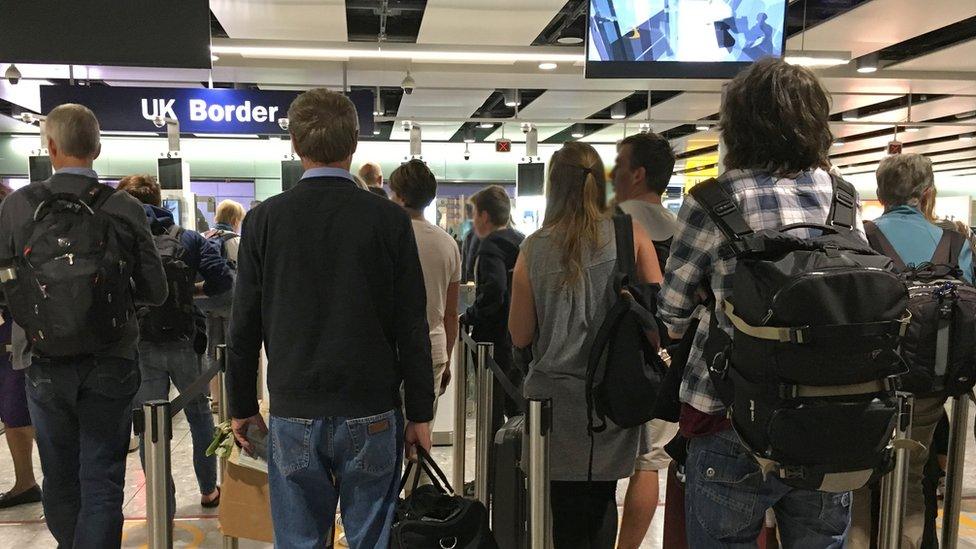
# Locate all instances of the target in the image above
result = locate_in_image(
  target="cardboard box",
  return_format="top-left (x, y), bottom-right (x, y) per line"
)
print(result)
top-left (219, 460), bottom-right (274, 543)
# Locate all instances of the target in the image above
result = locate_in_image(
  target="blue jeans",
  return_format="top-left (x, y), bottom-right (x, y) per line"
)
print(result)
top-left (268, 409), bottom-right (404, 549)
top-left (25, 356), bottom-right (140, 549)
top-left (134, 342), bottom-right (217, 516)
top-left (685, 428), bottom-right (851, 548)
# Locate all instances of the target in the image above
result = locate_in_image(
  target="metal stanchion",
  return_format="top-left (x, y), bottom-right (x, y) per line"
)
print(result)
top-left (879, 393), bottom-right (913, 549)
top-left (214, 345), bottom-right (239, 549)
top-left (527, 399), bottom-right (552, 549)
top-left (142, 400), bottom-right (173, 549)
top-left (941, 394), bottom-right (970, 549)
top-left (474, 342), bottom-right (495, 505)
top-left (452, 331), bottom-right (468, 491)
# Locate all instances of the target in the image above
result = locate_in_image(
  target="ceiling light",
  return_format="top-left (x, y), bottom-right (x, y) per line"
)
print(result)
top-left (373, 127), bottom-right (381, 135)
top-left (955, 111), bottom-right (976, 119)
top-left (695, 121), bottom-right (710, 131)
top-left (463, 127), bottom-right (476, 143)
top-left (503, 89), bottom-right (521, 107)
top-left (211, 55), bottom-right (220, 62)
top-left (784, 50), bottom-right (852, 68)
top-left (960, 133), bottom-right (976, 141)
top-left (639, 123), bottom-right (651, 133)
top-left (856, 53), bottom-right (879, 74)
top-left (904, 126), bottom-right (921, 133)
top-left (610, 102), bottom-right (627, 120)
top-left (571, 124), bottom-right (585, 139)
top-left (373, 88), bottom-right (384, 116)
top-left (557, 36), bottom-right (584, 45)
top-left (842, 110), bottom-right (859, 122)
top-left (210, 43), bottom-right (585, 64)
top-left (4, 64), bottom-right (21, 85)
top-left (833, 139), bottom-right (845, 147)
top-left (478, 121), bottom-right (494, 129)
top-left (539, 62), bottom-right (557, 71)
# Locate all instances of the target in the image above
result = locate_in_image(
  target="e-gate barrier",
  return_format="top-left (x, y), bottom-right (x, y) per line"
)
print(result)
top-left (455, 327), bottom-right (554, 548)
top-left (135, 344), bottom-right (237, 549)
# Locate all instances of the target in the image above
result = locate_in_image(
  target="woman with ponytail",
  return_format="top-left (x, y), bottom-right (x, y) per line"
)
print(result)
top-left (509, 142), bottom-right (662, 548)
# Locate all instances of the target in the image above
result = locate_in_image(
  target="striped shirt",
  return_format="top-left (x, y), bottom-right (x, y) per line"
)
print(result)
top-left (658, 168), bottom-right (866, 415)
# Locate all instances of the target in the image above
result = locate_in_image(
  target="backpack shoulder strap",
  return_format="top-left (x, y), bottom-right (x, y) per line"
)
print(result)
top-left (932, 228), bottom-right (967, 270)
top-left (827, 175), bottom-right (857, 229)
top-left (688, 178), bottom-right (753, 242)
top-left (613, 213), bottom-right (637, 282)
top-left (863, 220), bottom-right (908, 271)
top-left (79, 180), bottom-right (116, 211)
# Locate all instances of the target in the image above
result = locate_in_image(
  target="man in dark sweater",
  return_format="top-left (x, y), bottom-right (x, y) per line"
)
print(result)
top-left (227, 89), bottom-right (434, 548)
top-left (0, 104), bottom-right (167, 548)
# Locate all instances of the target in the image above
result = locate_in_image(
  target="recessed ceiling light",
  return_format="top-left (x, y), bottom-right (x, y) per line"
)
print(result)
top-left (571, 123), bottom-right (585, 139)
top-left (842, 110), bottom-right (859, 122)
top-left (478, 122), bottom-right (494, 129)
top-left (695, 121), bottom-right (710, 131)
top-left (503, 89), bottom-right (521, 107)
top-left (557, 36), bottom-right (583, 45)
top-left (784, 50), bottom-right (852, 68)
top-left (539, 62), bottom-right (557, 71)
top-left (960, 133), bottom-right (976, 141)
top-left (833, 139), bottom-right (845, 147)
top-left (904, 126), bottom-right (921, 133)
top-left (610, 102), bottom-right (627, 120)
top-left (373, 128), bottom-right (381, 135)
top-left (211, 55), bottom-right (220, 62)
top-left (856, 53), bottom-right (879, 74)
top-left (463, 127), bottom-right (476, 143)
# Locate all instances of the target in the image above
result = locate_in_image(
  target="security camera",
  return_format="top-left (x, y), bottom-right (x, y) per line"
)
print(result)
top-left (464, 151), bottom-right (471, 161)
top-left (401, 71), bottom-right (416, 95)
top-left (402, 120), bottom-right (413, 132)
top-left (5, 64), bottom-right (21, 85)
top-left (277, 118), bottom-right (290, 131)
top-left (521, 122), bottom-right (532, 134)
top-left (152, 116), bottom-right (166, 129)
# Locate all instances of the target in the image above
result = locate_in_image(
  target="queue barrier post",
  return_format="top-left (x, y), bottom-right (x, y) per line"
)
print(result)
top-left (527, 398), bottom-right (553, 549)
top-left (452, 329), bottom-right (469, 491)
top-left (214, 344), bottom-right (239, 549)
top-left (941, 394), bottom-right (970, 549)
top-left (879, 393), bottom-right (913, 549)
top-left (474, 341), bottom-right (495, 506)
top-left (141, 400), bottom-right (174, 549)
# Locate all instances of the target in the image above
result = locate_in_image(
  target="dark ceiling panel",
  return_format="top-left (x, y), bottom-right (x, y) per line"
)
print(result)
top-left (346, 0), bottom-right (428, 43)
top-left (543, 90), bottom-right (683, 143)
top-left (862, 16), bottom-right (976, 68)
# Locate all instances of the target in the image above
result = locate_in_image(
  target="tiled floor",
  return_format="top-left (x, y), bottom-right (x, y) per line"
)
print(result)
top-left (3, 406), bottom-right (976, 548)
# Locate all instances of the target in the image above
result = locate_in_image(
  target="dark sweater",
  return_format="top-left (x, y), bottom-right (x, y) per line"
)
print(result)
top-left (463, 227), bottom-right (524, 349)
top-left (226, 176), bottom-right (435, 422)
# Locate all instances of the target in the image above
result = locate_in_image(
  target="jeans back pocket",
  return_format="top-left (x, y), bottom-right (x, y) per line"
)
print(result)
top-left (345, 410), bottom-right (397, 476)
top-left (271, 416), bottom-right (314, 477)
top-left (691, 448), bottom-right (763, 540)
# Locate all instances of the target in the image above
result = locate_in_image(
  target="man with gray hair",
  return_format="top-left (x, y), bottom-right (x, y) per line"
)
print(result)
top-left (0, 103), bottom-right (167, 548)
top-left (227, 89), bottom-right (434, 547)
top-left (848, 152), bottom-right (974, 548)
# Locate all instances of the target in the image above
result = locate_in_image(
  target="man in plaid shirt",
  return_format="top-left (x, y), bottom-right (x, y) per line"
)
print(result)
top-left (658, 58), bottom-right (862, 547)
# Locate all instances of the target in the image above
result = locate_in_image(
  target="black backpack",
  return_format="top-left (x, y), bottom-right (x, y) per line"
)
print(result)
top-left (2, 182), bottom-right (135, 356)
top-left (586, 214), bottom-right (667, 436)
top-left (690, 176), bottom-right (910, 492)
top-left (139, 224), bottom-right (196, 343)
top-left (864, 222), bottom-right (976, 397)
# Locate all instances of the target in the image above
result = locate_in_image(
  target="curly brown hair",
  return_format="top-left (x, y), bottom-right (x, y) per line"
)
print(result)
top-left (721, 57), bottom-right (833, 175)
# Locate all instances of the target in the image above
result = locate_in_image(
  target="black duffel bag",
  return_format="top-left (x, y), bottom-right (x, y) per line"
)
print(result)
top-left (392, 448), bottom-right (498, 549)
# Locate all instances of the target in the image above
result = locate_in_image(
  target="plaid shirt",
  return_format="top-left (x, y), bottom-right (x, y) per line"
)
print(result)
top-left (658, 168), bottom-right (865, 415)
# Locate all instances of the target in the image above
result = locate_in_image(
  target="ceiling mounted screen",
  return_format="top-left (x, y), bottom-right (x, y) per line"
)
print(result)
top-left (0, 0), bottom-right (211, 69)
top-left (586, 0), bottom-right (788, 79)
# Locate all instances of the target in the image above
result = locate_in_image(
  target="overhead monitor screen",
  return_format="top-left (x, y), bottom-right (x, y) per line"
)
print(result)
top-left (517, 163), bottom-right (546, 197)
top-left (0, 0), bottom-right (211, 69)
top-left (157, 158), bottom-right (184, 190)
top-left (586, 0), bottom-right (788, 79)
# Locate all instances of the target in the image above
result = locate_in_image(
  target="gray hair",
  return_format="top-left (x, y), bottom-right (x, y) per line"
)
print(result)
top-left (45, 104), bottom-right (101, 159)
top-left (287, 89), bottom-right (359, 165)
top-left (876, 153), bottom-right (934, 207)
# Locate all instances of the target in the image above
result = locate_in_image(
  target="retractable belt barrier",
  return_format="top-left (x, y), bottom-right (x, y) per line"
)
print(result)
top-left (133, 344), bottom-right (238, 549)
top-left (455, 326), bottom-right (552, 548)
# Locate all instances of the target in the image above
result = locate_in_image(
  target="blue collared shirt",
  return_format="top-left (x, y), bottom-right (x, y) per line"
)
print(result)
top-left (56, 167), bottom-right (98, 179)
top-left (873, 205), bottom-right (974, 283)
top-left (300, 167), bottom-right (356, 183)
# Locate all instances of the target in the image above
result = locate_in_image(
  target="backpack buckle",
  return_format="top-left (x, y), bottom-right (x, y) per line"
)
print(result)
top-left (780, 465), bottom-right (806, 480)
top-left (713, 199), bottom-right (738, 217)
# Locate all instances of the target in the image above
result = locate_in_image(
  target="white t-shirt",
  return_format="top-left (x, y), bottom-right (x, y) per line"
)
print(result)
top-left (411, 218), bottom-right (462, 364)
top-left (618, 199), bottom-right (677, 241)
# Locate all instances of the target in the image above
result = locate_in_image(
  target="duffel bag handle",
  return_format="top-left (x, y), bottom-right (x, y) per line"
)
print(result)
top-left (400, 447), bottom-right (457, 497)
top-left (776, 223), bottom-right (845, 236)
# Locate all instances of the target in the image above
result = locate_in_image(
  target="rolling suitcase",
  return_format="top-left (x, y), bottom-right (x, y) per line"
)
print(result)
top-left (492, 415), bottom-right (527, 549)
